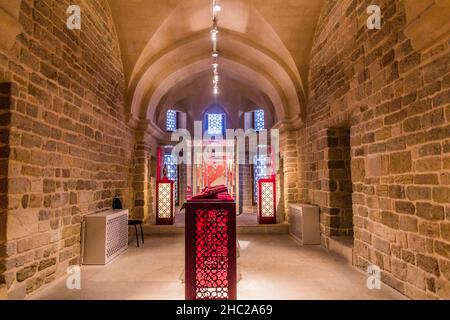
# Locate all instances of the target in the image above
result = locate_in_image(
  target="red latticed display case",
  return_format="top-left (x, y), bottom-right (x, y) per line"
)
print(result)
top-left (156, 178), bottom-right (174, 225)
top-left (185, 186), bottom-right (237, 300)
top-left (258, 178), bottom-right (276, 224)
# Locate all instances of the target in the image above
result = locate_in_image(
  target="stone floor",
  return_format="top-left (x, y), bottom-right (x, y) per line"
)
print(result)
top-left (30, 234), bottom-right (407, 300)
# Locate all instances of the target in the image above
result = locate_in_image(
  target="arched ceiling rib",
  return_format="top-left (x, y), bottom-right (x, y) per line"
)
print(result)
top-left (154, 71), bottom-right (277, 127)
top-left (108, 0), bottom-right (325, 135)
top-left (130, 35), bottom-right (300, 122)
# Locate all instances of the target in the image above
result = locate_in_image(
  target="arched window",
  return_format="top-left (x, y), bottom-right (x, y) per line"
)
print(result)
top-left (253, 145), bottom-right (272, 204)
top-left (166, 110), bottom-right (178, 132)
top-left (254, 109), bottom-right (265, 131)
top-left (206, 113), bottom-right (225, 135)
top-left (164, 152), bottom-right (178, 204)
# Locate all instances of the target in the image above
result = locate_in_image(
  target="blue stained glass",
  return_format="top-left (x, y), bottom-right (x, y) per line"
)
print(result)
top-left (164, 153), bottom-right (178, 201)
top-left (253, 152), bottom-right (271, 203)
top-left (207, 113), bottom-right (224, 135)
top-left (254, 109), bottom-right (265, 131)
top-left (166, 110), bottom-right (177, 132)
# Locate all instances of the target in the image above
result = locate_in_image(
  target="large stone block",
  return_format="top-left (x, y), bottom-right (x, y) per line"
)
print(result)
top-left (435, 241), bottom-right (450, 259)
top-left (351, 158), bottom-right (365, 182)
top-left (406, 186), bottom-right (431, 200)
top-left (416, 202), bottom-right (444, 221)
top-left (16, 264), bottom-right (37, 282)
top-left (441, 223), bottom-right (450, 242)
top-left (399, 215), bottom-right (418, 232)
top-left (7, 210), bottom-right (38, 240)
top-left (441, 259), bottom-right (450, 281)
top-left (373, 236), bottom-right (391, 254)
top-left (409, 234), bottom-right (426, 253)
top-left (416, 254), bottom-right (440, 276)
top-left (436, 278), bottom-right (450, 299)
top-left (381, 211), bottom-right (399, 229)
top-left (366, 154), bottom-right (388, 177)
top-left (389, 151), bottom-right (412, 174)
top-left (395, 201), bottom-right (415, 215)
top-left (432, 187), bottom-right (450, 204)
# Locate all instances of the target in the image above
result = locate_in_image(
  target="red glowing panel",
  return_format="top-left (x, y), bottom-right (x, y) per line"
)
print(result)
top-left (195, 208), bottom-right (229, 299)
top-left (185, 199), bottom-right (236, 300)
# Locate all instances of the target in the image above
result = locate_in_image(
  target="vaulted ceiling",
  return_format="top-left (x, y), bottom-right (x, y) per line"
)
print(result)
top-left (108, 0), bottom-right (325, 135)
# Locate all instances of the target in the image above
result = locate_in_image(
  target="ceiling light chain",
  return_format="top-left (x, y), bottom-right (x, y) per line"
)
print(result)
top-left (212, 0), bottom-right (221, 95)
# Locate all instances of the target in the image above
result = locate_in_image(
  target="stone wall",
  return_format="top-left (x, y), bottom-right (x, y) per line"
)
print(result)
top-left (279, 130), bottom-right (299, 221)
top-left (132, 134), bottom-right (152, 222)
top-left (0, 83), bottom-right (11, 246)
top-left (301, 127), bottom-right (353, 238)
top-left (0, 0), bottom-right (134, 298)
top-left (299, 0), bottom-right (450, 299)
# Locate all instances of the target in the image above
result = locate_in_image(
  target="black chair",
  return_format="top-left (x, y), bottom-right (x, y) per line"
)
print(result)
top-left (128, 219), bottom-right (144, 247)
top-left (113, 197), bottom-right (144, 247)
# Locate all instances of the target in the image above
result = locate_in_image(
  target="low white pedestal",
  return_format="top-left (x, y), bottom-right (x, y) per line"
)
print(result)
top-left (289, 204), bottom-right (321, 245)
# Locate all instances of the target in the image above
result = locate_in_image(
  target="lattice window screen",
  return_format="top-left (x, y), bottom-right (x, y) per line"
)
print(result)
top-left (167, 110), bottom-right (177, 132)
top-left (195, 208), bottom-right (229, 299)
top-left (164, 153), bottom-right (178, 201)
top-left (158, 183), bottom-right (172, 218)
top-left (261, 181), bottom-right (275, 218)
top-left (253, 153), bottom-right (271, 203)
top-left (207, 113), bottom-right (224, 135)
top-left (254, 109), bottom-right (265, 131)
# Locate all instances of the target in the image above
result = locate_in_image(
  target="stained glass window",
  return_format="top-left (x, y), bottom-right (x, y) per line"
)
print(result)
top-left (166, 110), bottom-right (177, 132)
top-left (253, 150), bottom-right (271, 204)
top-left (254, 109), bottom-right (265, 131)
top-left (207, 113), bottom-right (224, 135)
top-left (164, 153), bottom-right (178, 202)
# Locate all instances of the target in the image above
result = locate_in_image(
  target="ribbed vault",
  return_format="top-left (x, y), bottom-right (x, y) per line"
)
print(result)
top-left (108, 0), bottom-right (325, 136)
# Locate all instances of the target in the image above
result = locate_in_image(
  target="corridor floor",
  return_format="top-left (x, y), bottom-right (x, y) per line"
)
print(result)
top-left (30, 234), bottom-right (406, 300)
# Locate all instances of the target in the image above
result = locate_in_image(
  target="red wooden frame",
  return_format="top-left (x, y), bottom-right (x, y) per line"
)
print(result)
top-left (185, 199), bottom-right (237, 300)
top-left (258, 178), bottom-right (276, 224)
top-left (156, 178), bottom-right (174, 225)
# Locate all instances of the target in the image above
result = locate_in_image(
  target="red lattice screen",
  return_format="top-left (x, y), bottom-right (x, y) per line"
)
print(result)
top-left (185, 200), bottom-right (236, 300)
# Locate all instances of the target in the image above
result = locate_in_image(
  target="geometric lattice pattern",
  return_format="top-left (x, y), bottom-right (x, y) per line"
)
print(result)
top-left (261, 181), bottom-right (275, 218)
top-left (207, 113), bottom-right (224, 135)
top-left (254, 109), bottom-right (265, 131)
top-left (164, 153), bottom-right (178, 201)
top-left (157, 183), bottom-right (172, 219)
top-left (195, 208), bottom-right (229, 299)
top-left (106, 214), bottom-right (128, 259)
top-left (166, 109), bottom-right (177, 132)
top-left (253, 153), bottom-right (271, 203)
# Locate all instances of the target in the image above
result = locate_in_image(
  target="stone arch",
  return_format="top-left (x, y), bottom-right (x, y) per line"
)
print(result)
top-left (403, 0), bottom-right (450, 51)
top-left (0, 0), bottom-right (22, 52)
top-left (125, 0), bottom-right (307, 134)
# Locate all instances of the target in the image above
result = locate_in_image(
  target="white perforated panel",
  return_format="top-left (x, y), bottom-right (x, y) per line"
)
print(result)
top-left (106, 214), bottom-right (128, 259)
top-left (83, 209), bottom-right (129, 265)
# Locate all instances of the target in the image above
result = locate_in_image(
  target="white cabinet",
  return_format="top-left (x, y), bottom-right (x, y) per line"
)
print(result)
top-left (289, 204), bottom-right (321, 245)
top-left (82, 209), bottom-right (129, 265)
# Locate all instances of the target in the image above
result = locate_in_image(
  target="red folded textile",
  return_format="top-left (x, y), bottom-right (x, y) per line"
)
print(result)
top-left (191, 185), bottom-right (229, 199)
